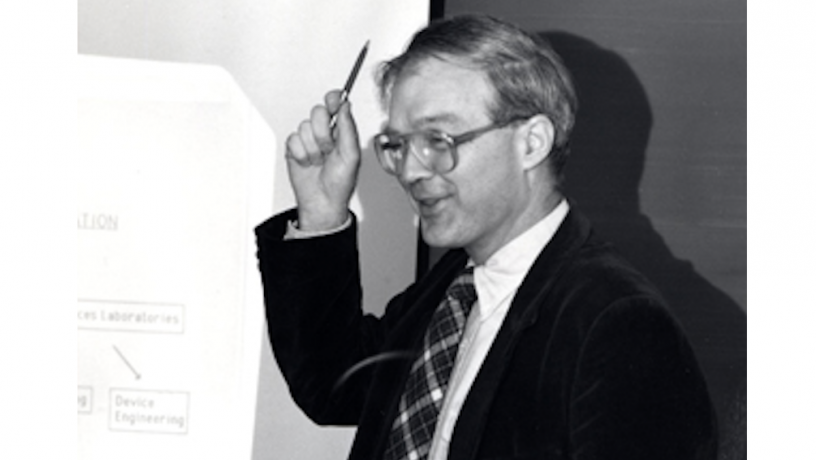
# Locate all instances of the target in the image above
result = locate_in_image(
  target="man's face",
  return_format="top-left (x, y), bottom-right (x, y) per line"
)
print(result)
top-left (386, 56), bottom-right (532, 262)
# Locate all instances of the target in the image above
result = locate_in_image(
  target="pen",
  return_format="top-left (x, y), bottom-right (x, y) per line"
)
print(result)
top-left (330, 40), bottom-right (370, 130)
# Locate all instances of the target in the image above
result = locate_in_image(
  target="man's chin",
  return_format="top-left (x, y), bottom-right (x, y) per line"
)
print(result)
top-left (420, 222), bottom-right (458, 249)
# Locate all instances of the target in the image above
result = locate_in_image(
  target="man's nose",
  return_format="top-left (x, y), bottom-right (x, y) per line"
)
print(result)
top-left (398, 143), bottom-right (435, 184)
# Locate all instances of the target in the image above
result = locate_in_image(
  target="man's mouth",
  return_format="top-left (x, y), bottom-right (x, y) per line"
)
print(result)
top-left (414, 195), bottom-right (447, 217)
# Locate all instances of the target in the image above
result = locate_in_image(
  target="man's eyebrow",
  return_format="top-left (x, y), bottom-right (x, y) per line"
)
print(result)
top-left (384, 113), bottom-right (462, 134)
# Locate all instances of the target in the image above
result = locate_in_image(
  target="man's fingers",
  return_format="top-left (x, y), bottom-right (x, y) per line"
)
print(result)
top-left (285, 131), bottom-right (309, 165)
top-left (310, 104), bottom-right (335, 153)
top-left (286, 120), bottom-right (324, 166)
top-left (325, 89), bottom-right (344, 116)
top-left (335, 101), bottom-right (360, 157)
top-left (286, 90), bottom-right (359, 169)
top-left (296, 119), bottom-right (325, 165)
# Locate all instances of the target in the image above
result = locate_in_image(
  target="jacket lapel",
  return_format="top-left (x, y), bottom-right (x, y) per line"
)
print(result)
top-left (447, 208), bottom-right (593, 460)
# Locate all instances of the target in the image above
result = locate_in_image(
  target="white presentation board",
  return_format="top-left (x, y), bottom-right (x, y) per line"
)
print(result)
top-left (78, 1), bottom-right (429, 458)
top-left (77, 55), bottom-right (275, 460)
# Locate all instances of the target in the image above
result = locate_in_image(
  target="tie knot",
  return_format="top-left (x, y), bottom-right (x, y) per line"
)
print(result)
top-left (447, 266), bottom-right (477, 316)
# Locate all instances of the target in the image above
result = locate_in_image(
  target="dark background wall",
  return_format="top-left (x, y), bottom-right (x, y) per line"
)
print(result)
top-left (431, 0), bottom-right (746, 458)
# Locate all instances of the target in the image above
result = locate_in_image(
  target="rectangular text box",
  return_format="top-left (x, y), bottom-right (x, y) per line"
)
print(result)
top-left (78, 386), bottom-right (93, 414)
top-left (109, 389), bottom-right (189, 435)
top-left (78, 299), bottom-right (184, 334)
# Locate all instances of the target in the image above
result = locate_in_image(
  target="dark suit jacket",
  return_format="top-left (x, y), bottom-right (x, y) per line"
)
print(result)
top-left (255, 207), bottom-right (717, 460)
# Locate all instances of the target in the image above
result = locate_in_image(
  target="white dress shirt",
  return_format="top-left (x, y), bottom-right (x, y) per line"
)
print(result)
top-left (428, 199), bottom-right (569, 459)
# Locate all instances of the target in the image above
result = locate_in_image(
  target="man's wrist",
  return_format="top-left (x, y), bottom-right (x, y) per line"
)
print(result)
top-left (285, 211), bottom-right (352, 240)
top-left (296, 208), bottom-right (350, 232)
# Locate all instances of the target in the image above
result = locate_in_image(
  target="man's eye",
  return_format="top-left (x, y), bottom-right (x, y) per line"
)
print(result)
top-left (377, 135), bottom-right (403, 152)
top-left (383, 139), bottom-right (403, 150)
top-left (425, 132), bottom-right (451, 151)
top-left (383, 139), bottom-right (404, 152)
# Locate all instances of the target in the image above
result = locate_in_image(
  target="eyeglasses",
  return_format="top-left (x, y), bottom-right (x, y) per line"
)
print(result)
top-left (372, 118), bottom-right (523, 176)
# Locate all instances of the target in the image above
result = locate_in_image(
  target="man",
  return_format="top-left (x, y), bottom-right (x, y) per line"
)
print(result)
top-left (256, 15), bottom-right (717, 460)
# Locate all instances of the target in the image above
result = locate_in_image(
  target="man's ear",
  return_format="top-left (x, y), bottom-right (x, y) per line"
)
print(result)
top-left (517, 114), bottom-right (555, 170)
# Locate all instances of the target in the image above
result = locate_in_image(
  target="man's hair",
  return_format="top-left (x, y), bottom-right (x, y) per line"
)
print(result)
top-left (377, 14), bottom-right (578, 178)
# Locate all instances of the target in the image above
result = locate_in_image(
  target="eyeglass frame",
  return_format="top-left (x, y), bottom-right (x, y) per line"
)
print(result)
top-left (372, 116), bottom-right (528, 176)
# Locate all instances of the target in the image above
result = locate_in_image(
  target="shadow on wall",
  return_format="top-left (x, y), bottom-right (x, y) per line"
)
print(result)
top-left (543, 31), bottom-right (747, 460)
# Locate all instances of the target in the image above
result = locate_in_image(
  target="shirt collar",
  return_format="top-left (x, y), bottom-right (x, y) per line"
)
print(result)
top-left (470, 199), bottom-right (570, 321)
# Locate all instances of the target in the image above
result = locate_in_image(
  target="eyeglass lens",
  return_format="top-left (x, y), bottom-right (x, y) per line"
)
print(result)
top-left (375, 131), bottom-right (455, 175)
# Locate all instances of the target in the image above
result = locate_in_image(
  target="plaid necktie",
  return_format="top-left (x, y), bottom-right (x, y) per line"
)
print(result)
top-left (383, 266), bottom-right (477, 460)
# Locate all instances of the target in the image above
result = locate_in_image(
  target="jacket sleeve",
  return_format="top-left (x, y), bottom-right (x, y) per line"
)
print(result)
top-left (569, 296), bottom-right (718, 460)
top-left (255, 209), bottom-right (390, 426)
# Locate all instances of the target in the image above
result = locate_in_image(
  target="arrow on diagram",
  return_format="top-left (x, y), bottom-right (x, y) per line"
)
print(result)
top-left (113, 345), bottom-right (141, 380)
